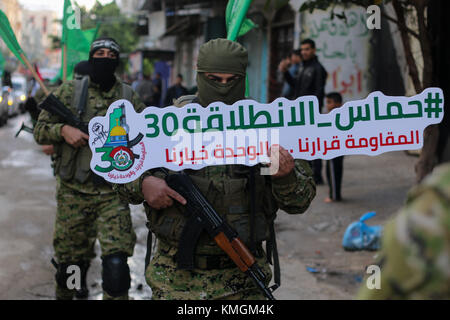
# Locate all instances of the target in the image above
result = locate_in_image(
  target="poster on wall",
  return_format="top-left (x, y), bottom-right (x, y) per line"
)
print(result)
top-left (302, 6), bottom-right (371, 100)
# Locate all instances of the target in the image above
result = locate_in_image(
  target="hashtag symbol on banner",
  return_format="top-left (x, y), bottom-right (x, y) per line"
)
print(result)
top-left (424, 92), bottom-right (443, 118)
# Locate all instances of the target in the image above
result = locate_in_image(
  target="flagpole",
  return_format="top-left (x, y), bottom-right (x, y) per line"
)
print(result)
top-left (20, 53), bottom-right (49, 96)
top-left (63, 44), bottom-right (67, 81)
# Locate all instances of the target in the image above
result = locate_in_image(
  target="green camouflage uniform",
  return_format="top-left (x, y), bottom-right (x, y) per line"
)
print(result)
top-left (357, 163), bottom-right (450, 300)
top-left (34, 77), bottom-right (146, 299)
top-left (115, 38), bottom-right (316, 300)
top-left (115, 159), bottom-right (316, 300)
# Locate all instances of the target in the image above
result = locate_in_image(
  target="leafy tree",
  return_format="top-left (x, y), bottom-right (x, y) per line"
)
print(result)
top-left (48, 1), bottom-right (139, 71)
top-left (79, 1), bottom-right (139, 57)
top-left (48, 34), bottom-right (61, 50)
top-left (143, 58), bottom-right (154, 77)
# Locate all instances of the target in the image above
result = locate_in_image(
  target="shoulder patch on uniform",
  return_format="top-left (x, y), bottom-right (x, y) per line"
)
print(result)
top-left (122, 83), bottom-right (133, 101)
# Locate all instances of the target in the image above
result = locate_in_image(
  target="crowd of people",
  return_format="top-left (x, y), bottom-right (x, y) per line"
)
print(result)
top-left (130, 72), bottom-right (189, 108)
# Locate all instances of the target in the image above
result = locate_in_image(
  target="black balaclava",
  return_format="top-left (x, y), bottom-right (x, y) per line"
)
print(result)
top-left (196, 39), bottom-right (248, 107)
top-left (89, 37), bottom-right (120, 92)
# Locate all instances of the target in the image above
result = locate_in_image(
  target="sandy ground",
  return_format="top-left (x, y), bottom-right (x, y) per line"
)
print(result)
top-left (0, 114), bottom-right (416, 300)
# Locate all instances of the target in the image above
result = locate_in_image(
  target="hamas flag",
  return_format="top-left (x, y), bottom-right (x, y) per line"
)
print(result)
top-left (60, 0), bottom-right (99, 80)
top-left (225, 0), bottom-right (256, 40)
top-left (225, 0), bottom-right (256, 97)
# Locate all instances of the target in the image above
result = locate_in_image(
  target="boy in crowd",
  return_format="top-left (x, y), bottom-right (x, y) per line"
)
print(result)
top-left (324, 92), bottom-right (344, 203)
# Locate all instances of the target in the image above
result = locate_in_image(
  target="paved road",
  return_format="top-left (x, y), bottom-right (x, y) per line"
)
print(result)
top-left (0, 114), bottom-right (417, 299)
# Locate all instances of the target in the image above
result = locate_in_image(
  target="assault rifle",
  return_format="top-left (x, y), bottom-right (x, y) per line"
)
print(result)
top-left (164, 170), bottom-right (276, 300)
top-left (39, 93), bottom-right (88, 134)
top-left (15, 94), bottom-right (86, 137)
top-left (38, 94), bottom-right (143, 149)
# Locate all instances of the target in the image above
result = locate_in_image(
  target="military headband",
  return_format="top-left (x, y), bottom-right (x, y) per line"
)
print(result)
top-left (90, 38), bottom-right (120, 56)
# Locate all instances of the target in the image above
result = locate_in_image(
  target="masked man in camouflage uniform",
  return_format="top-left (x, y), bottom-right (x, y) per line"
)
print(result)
top-left (357, 163), bottom-right (450, 299)
top-left (34, 37), bottom-right (146, 300)
top-left (115, 39), bottom-right (316, 300)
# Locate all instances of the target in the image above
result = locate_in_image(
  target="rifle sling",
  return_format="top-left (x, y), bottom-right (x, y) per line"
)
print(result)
top-left (73, 76), bottom-right (89, 117)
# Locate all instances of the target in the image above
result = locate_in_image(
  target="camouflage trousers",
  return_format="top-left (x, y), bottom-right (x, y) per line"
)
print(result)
top-left (53, 181), bottom-right (136, 299)
top-left (146, 240), bottom-right (272, 300)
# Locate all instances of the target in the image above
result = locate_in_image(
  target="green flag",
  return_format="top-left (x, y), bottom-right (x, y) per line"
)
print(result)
top-left (61, 0), bottom-right (71, 44)
top-left (226, 0), bottom-right (256, 40)
top-left (59, 27), bottom-right (99, 80)
top-left (60, 0), bottom-right (99, 80)
top-left (225, 0), bottom-right (255, 97)
top-left (0, 10), bottom-right (25, 65)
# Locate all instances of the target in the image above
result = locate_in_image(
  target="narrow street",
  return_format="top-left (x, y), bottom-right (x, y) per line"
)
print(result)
top-left (0, 114), bottom-right (416, 300)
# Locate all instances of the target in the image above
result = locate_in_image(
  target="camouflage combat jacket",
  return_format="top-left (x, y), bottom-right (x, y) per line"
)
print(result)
top-left (34, 76), bottom-right (146, 194)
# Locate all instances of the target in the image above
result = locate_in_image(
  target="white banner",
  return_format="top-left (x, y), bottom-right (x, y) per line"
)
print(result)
top-left (89, 88), bottom-right (444, 184)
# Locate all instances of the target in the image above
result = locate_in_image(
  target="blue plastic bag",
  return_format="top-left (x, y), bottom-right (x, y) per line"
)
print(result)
top-left (342, 212), bottom-right (383, 251)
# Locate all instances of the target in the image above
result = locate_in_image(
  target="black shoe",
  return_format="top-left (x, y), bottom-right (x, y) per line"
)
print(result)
top-left (75, 287), bottom-right (89, 299)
